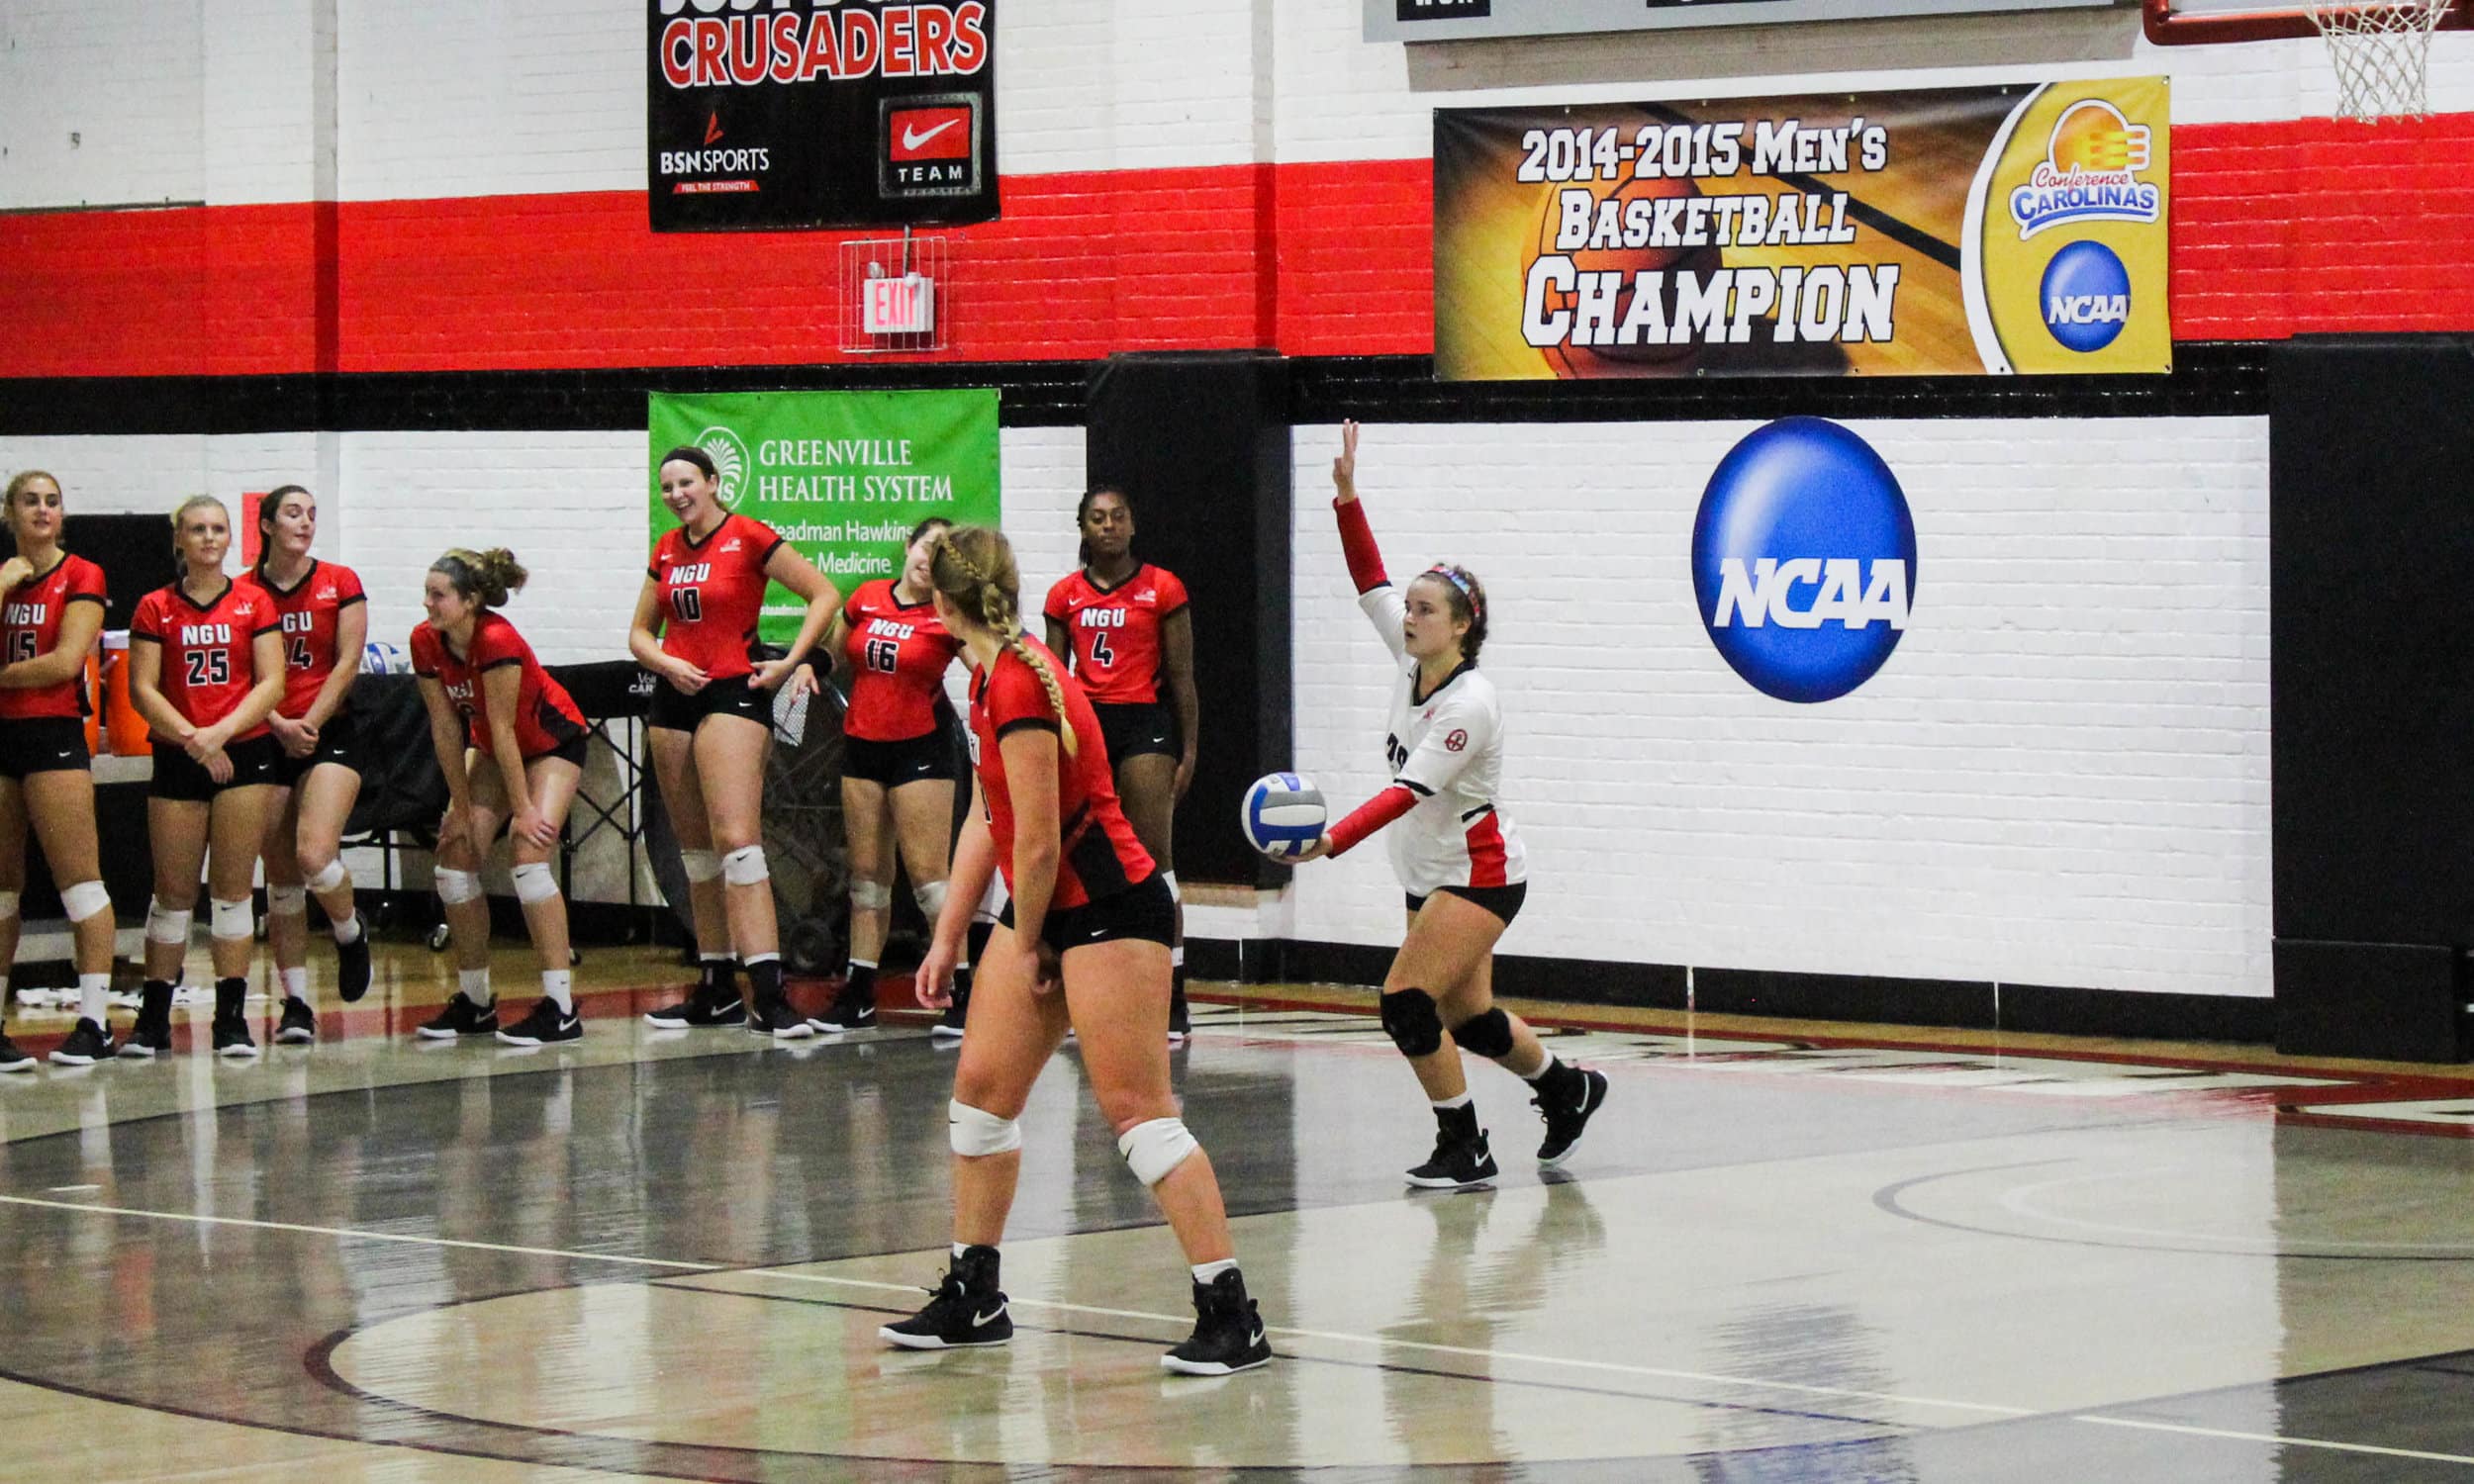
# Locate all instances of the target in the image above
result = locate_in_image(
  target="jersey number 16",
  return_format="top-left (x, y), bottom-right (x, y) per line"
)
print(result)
top-left (864, 637), bottom-right (901, 674)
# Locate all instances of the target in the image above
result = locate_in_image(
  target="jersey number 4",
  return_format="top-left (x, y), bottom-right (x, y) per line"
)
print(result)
top-left (1087, 631), bottom-right (1115, 668)
top-left (671, 588), bottom-right (703, 623)
top-left (185, 650), bottom-right (231, 688)
top-left (864, 637), bottom-right (901, 674)
top-left (287, 633), bottom-right (314, 671)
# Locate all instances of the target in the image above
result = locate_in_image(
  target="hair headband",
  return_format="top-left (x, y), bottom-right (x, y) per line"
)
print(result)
top-left (1423, 564), bottom-right (1483, 620)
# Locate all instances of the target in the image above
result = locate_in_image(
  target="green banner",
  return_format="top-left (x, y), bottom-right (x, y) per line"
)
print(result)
top-left (648, 389), bottom-right (1001, 644)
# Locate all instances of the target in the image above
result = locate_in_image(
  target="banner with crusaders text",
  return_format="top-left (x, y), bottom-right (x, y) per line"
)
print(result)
top-left (647, 0), bottom-right (999, 232)
top-left (649, 390), bottom-right (1000, 645)
top-left (1434, 78), bottom-right (2170, 379)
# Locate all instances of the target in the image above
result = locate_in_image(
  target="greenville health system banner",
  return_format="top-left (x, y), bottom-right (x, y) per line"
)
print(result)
top-left (648, 390), bottom-right (1000, 645)
top-left (1434, 78), bottom-right (2170, 380)
top-left (647, 0), bottom-right (998, 231)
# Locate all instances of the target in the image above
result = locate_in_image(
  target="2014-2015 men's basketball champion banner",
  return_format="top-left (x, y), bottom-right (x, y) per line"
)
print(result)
top-left (647, 0), bottom-right (999, 231)
top-left (1433, 78), bottom-right (2170, 380)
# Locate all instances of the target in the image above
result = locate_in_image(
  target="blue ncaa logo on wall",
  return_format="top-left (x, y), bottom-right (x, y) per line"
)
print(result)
top-left (1690, 417), bottom-right (1916, 704)
top-left (2041, 240), bottom-right (2131, 353)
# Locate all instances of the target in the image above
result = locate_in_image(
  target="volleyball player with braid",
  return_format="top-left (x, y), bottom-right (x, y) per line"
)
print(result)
top-left (884, 526), bottom-right (1272, 1375)
top-left (1296, 422), bottom-right (1608, 1188)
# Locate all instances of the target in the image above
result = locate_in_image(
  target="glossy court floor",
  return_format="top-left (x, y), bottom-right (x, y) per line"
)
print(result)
top-left (5, 947), bottom-right (2474, 1481)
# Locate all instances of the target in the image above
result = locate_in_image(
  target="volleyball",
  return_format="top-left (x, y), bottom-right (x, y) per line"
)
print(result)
top-left (361, 640), bottom-right (408, 675)
top-left (1241, 772), bottom-right (1327, 860)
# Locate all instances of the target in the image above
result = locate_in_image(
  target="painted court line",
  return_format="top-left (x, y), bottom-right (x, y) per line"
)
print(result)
top-left (17, 1190), bottom-right (2463, 1462)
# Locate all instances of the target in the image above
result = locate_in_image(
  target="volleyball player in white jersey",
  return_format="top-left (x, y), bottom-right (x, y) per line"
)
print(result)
top-left (1295, 421), bottom-right (1607, 1188)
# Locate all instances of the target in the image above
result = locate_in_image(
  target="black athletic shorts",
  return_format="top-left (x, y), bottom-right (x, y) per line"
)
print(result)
top-left (843, 728), bottom-right (960, 788)
top-left (272, 709), bottom-right (362, 788)
top-left (1092, 701), bottom-right (1179, 766)
top-left (648, 673), bottom-right (772, 733)
top-left (533, 734), bottom-right (590, 770)
top-left (0, 717), bottom-right (92, 782)
top-left (151, 734), bottom-right (283, 802)
top-left (1406, 880), bottom-right (1528, 929)
top-left (1000, 872), bottom-right (1176, 956)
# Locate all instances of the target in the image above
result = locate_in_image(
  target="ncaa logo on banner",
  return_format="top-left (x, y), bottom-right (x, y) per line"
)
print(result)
top-left (2041, 240), bottom-right (2131, 352)
top-left (695, 425), bottom-right (750, 507)
top-left (1690, 418), bottom-right (1916, 703)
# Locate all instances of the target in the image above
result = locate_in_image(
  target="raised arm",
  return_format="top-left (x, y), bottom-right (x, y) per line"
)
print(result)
top-left (1332, 419), bottom-right (1406, 661)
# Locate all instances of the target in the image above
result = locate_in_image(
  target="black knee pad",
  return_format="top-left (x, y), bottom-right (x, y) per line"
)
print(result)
top-left (1452, 1007), bottom-right (1515, 1059)
top-left (1379, 988), bottom-right (1446, 1058)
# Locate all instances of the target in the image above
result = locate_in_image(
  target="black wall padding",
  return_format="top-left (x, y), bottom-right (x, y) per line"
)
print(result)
top-left (1084, 352), bottom-right (1292, 888)
top-left (2271, 334), bottom-right (2474, 1059)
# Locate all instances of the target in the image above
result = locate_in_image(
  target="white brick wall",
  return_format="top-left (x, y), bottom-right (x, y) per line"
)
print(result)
top-left (1287, 417), bottom-right (2271, 1001)
top-left (0, 0), bottom-right (205, 210)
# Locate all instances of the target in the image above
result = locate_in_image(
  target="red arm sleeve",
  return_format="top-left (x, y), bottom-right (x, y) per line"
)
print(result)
top-left (1334, 498), bottom-right (1388, 595)
top-left (1326, 785), bottom-right (1418, 857)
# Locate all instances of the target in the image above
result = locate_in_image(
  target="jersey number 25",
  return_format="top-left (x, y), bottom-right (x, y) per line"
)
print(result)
top-left (185, 650), bottom-right (231, 687)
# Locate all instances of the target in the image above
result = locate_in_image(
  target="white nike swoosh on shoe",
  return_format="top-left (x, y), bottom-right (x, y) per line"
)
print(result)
top-left (1250, 1328), bottom-right (1265, 1346)
top-left (902, 120), bottom-right (961, 149)
top-left (974, 1302), bottom-right (1006, 1327)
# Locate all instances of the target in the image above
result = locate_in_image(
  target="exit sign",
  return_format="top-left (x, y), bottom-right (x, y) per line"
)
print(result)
top-left (862, 273), bottom-right (936, 335)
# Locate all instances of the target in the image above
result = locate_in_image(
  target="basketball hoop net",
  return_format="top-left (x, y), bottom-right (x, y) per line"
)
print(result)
top-left (2312, 0), bottom-right (2453, 120)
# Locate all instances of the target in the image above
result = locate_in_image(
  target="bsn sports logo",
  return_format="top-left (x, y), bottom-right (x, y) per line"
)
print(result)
top-left (2041, 240), bottom-right (2131, 353)
top-left (1690, 417), bottom-right (1915, 704)
top-left (695, 426), bottom-right (750, 507)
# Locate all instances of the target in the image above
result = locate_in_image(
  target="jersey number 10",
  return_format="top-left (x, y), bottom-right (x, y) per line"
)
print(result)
top-left (671, 589), bottom-right (703, 623)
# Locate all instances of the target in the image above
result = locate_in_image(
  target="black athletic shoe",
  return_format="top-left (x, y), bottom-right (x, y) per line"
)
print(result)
top-left (808, 984), bottom-right (878, 1035)
top-left (746, 989), bottom-right (813, 1042)
top-left (416, 992), bottom-right (499, 1040)
top-left (120, 983), bottom-right (175, 1061)
top-left (1535, 1067), bottom-right (1609, 1167)
top-left (334, 920), bottom-right (372, 1004)
top-left (643, 983), bottom-right (745, 1029)
top-left (49, 1017), bottom-right (117, 1066)
top-left (1163, 1269), bottom-right (1274, 1376)
top-left (212, 1014), bottom-right (259, 1060)
top-left (497, 997), bottom-right (582, 1047)
top-left (880, 1247), bottom-right (1011, 1349)
top-left (931, 984), bottom-right (968, 1044)
top-left (275, 996), bottom-right (318, 1046)
top-left (1406, 1129), bottom-right (1498, 1190)
top-left (1168, 981), bottom-right (1190, 1046)
top-left (0, 1033), bottom-right (34, 1072)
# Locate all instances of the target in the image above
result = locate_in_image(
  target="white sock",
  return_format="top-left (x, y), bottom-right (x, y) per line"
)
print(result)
top-left (542, 969), bottom-right (573, 1012)
top-left (1430, 1092), bottom-right (1473, 1112)
top-left (458, 968), bottom-right (492, 1006)
top-left (1191, 1257), bottom-right (1238, 1284)
top-left (951, 1242), bottom-right (970, 1259)
top-left (280, 967), bottom-right (309, 1001)
top-left (332, 911), bottom-right (362, 946)
top-left (79, 974), bottom-right (110, 1023)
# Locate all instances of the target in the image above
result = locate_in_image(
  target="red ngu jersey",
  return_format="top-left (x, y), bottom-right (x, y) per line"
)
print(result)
top-left (840, 579), bottom-right (963, 742)
top-left (131, 580), bottom-right (277, 740)
top-left (411, 611), bottom-right (587, 760)
top-left (251, 559), bottom-right (366, 719)
top-left (649, 513), bottom-right (785, 683)
top-left (967, 640), bottom-right (1153, 911)
top-left (1042, 564), bottom-right (1189, 705)
top-left (0, 553), bottom-right (106, 720)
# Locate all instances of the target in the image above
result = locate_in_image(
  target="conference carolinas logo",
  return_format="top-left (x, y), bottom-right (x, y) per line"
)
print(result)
top-left (695, 425), bottom-right (750, 506)
top-left (2041, 239), bottom-right (2131, 352)
top-left (1689, 417), bottom-right (1915, 703)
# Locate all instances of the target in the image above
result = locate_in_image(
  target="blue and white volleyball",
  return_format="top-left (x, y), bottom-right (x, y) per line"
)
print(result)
top-left (1242, 772), bottom-right (1326, 860)
top-left (361, 641), bottom-right (408, 675)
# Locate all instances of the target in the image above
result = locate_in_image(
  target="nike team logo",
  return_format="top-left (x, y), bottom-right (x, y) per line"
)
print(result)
top-left (974, 1302), bottom-right (1007, 1327)
top-left (902, 120), bottom-right (961, 150)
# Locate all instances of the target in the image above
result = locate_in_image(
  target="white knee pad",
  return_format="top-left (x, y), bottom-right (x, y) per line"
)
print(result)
top-left (912, 879), bottom-right (949, 923)
top-left (849, 879), bottom-right (892, 913)
top-left (1117, 1117), bottom-right (1201, 1187)
top-left (210, 896), bottom-right (253, 943)
top-left (679, 848), bottom-right (721, 883)
top-left (305, 858), bottom-right (348, 894)
top-left (433, 866), bottom-right (482, 905)
top-left (267, 883), bottom-right (308, 918)
top-left (144, 897), bottom-right (192, 945)
top-left (721, 844), bottom-right (769, 887)
top-left (0, 888), bottom-right (19, 922)
top-left (59, 880), bottom-right (110, 924)
top-left (511, 861), bottom-right (561, 905)
top-left (949, 1098), bottom-right (1023, 1158)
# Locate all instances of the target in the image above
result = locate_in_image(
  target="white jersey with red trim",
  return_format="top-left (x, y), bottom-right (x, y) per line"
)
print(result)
top-left (1360, 586), bottom-right (1527, 895)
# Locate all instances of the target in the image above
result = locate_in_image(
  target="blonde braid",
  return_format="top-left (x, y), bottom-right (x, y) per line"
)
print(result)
top-left (1005, 631), bottom-right (1077, 758)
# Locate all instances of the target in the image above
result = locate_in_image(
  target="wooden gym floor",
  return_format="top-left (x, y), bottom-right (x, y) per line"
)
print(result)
top-left (4, 940), bottom-right (2474, 1481)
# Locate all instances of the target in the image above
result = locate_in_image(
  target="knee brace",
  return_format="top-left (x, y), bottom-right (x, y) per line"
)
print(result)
top-left (210, 896), bottom-right (253, 943)
top-left (1117, 1117), bottom-right (1200, 1187)
top-left (849, 879), bottom-right (892, 913)
top-left (305, 858), bottom-right (349, 894)
top-left (949, 1098), bottom-right (1022, 1158)
top-left (1379, 988), bottom-right (1446, 1058)
top-left (511, 860), bottom-right (561, 905)
top-left (0, 888), bottom-right (18, 922)
top-left (433, 866), bottom-right (482, 906)
top-left (267, 883), bottom-right (308, 917)
top-left (145, 897), bottom-right (193, 946)
top-left (679, 847), bottom-right (721, 883)
top-left (721, 844), bottom-right (769, 887)
top-left (912, 879), bottom-right (948, 922)
top-left (1452, 1007), bottom-right (1515, 1060)
top-left (59, 880), bottom-right (110, 924)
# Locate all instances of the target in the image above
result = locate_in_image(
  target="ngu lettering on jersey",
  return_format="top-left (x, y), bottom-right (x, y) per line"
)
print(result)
top-left (180, 623), bottom-right (234, 646)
